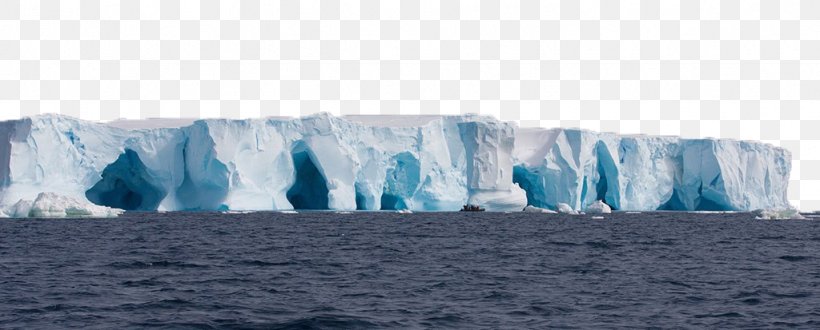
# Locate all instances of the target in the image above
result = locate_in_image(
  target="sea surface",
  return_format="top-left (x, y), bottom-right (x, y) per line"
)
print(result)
top-left (0, 212), bottom-right (818, 329)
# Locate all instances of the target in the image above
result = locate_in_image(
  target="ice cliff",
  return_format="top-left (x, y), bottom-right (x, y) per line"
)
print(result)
top-left (0, 114), bottom-right (792, 213)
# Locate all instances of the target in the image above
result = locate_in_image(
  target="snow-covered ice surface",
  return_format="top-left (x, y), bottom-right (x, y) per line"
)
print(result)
top-left (4, 192), bottom-right (123, 218)
top-left (342, 115), bottom-right (444, 128)
top-left (106, 118), bottom-right (199, 130)
top-left (0, 113), bottom-right (795, 213)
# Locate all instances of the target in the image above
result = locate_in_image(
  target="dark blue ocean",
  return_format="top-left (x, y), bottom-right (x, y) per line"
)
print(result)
top-left (1, 212), bottom-right (818, 329)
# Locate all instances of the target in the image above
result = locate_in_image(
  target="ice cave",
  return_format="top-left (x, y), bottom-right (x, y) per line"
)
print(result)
top-left (380, 193), bottom-right (407, 211)
top-left (85, 150), bottom-right (166, 211)
top-left (286, 143), bottom-right (330, 210)
top-left (513, 166), bottom-right (546, 209)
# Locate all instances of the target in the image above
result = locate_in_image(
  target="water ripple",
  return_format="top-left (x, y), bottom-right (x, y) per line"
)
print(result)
top-left (0, 211), bottom-right (817, 328)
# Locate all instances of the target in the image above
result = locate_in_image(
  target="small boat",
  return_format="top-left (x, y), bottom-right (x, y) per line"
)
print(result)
top-left (460, 204), bottom-right (485, 212)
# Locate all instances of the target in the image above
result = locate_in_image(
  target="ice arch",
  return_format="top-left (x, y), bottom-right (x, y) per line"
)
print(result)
top-left (658, 184), bottom-right (735, 211)
top-left (85, 150), bottom-right (166, 211)
top-left (695, 197), bottom-right (733, 211)
top-left (512, 165), bottom-right (547, 208)
top-left (380, 193), bottom-right (408, 210)
top-left (380, 152), bottom-right (421, 210)
top-left (696, 180), bottom-right (735, 211)
top-left (286, 142), bottom-right (329, 210)
top-left (658, 189), bottom-right (687, 210)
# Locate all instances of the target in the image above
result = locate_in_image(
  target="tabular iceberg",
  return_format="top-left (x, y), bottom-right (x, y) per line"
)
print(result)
top-left (0, 113), bottom-right (793, 213)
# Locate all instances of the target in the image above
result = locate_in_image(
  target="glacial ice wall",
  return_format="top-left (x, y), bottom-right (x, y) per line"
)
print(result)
top-left (0, 114), bottom-right (792, 212)
top-left (513, 127), bottom-right (792, 211)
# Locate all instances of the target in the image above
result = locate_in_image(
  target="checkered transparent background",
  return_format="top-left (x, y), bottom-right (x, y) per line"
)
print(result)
top-left (0, 0), bottom-right (818, 210)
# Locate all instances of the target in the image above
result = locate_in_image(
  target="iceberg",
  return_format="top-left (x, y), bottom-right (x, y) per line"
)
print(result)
top-left (523, 205), bottom-right (557, 214)
top-left (5, 192), bottom-right (124, 218)
top-left (0, 113), bottom-right (794, 213)
top-left (556, 203), bottom-right (579, 215)
top-left (754, 208), bottom-right (806, 220)
top-left (7, 199), bottom-right (33, 218)
top-left (585, 200), bottom-right (612, 214)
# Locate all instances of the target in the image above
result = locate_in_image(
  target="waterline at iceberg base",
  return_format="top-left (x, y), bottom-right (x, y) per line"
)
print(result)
top-left (0, 114), bottom-right (792, 213)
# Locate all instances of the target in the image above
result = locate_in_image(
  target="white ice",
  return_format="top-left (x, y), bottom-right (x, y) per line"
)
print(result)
top-left (0, 113), bottom-right (794, 213)
top-left (556, 203), bottom-right (579, 214)
top-left (5, 192), bottom-right (123, 218)
top-left (754, 208), bottom-right (806, 220)
top-left (585, 200), bottom-right (613, 214)
top-left (514, 127), bottom-right (792, 212)
top-left (523, 205), bottom-right (557, 214)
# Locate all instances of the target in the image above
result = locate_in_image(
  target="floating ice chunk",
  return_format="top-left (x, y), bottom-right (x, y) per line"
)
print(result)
top-left (688, 211), bottom-right (738, 214)
top-left (754, 208), bottom-right (806, 220)
top-left (30, 192), bottom-right (124, 218)
top-left (591, 216), bottom-right (605, 220)
top-left (585, 200), bottom-right (612, 214)
top-left (221, 210), bottom-right (254, 214)
top-left (8, 199), bottom-right (33, 218)
top-left (523, 205), bottom-right (557, 214)
top-left (556, 203), bottom-right (579, 215)
top-left (397, 209), bottom-right (413, 214)
top-left (6, 192), bottom-right (123, 218)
